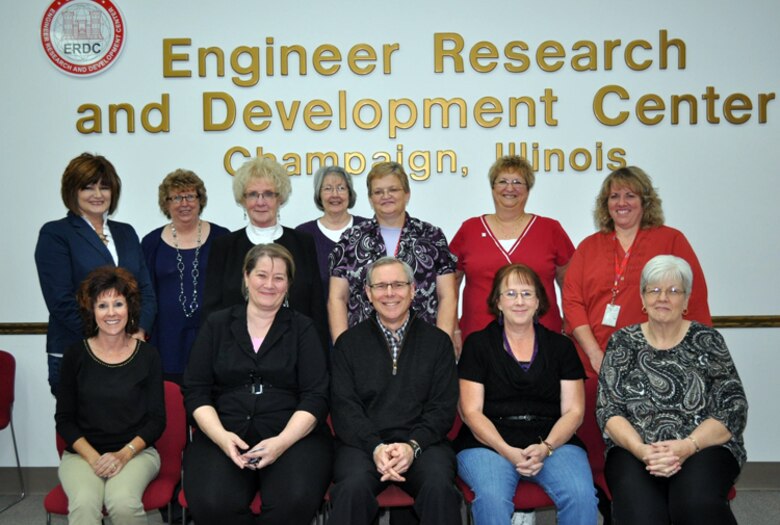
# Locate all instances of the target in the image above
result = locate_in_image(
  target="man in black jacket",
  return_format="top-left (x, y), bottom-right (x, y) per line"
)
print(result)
top-left (329, 256), bottom-right (461, 525)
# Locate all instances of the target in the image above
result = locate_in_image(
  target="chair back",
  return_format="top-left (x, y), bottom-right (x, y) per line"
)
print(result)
top-left (577, 376), bottom-right (611, 498)
top-left (157, 381), bottom-right (187, 481)
top-left (0, 350), bottom-right (16, 429)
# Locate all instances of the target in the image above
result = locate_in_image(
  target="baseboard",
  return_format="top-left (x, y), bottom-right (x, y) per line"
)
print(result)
top-left (2, 462), bottom-right (779, 495)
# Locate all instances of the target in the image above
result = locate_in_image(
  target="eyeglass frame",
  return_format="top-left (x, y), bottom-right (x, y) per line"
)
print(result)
top-left (244, 190), bottom-right (280, 202)
top-left (166, 193), bottom-right (200, 203)
top-left (367, 281), bottom-right (412, 292)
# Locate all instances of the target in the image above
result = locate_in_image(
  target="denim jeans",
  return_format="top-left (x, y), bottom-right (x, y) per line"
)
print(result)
top-left (457, 445), bottom-right (598, 525)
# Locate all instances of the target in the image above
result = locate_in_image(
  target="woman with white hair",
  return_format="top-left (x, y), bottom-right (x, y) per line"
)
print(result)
top-left (202, 157), bottom-right (327, 349)
top-left (597, 255), bottom-right (747, 525)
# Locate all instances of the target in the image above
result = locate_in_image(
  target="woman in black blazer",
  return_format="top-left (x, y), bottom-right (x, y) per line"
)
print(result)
top-left (35, 152), bottom-right (156, 395)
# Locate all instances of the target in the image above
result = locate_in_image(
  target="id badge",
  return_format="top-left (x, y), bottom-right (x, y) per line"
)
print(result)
top-left (602, 303), bottom-right (620, 327)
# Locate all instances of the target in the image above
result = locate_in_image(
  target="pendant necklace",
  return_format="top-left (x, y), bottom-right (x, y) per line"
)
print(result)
top-left (171, 220), bottom-right (202, 317)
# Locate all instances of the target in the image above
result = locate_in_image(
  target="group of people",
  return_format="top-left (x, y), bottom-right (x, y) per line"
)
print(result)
top-left (35, 151), bottom-right (748, 525)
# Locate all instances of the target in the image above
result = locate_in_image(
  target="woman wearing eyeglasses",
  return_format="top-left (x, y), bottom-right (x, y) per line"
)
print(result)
top-left (141, 169), bottom-right (229, 384)
top-left (295, 166), bottom-right (367, 305)
top-left (328, 161), bottom-right (457, 344)
top-left (597, 255), bottom-right (746, 525)
top-left (450, 156), bottom-right (575, 356)
top-left (202, 157), bottom-right (328, 350)
top-left (455, 263), bottom-right (598, 525)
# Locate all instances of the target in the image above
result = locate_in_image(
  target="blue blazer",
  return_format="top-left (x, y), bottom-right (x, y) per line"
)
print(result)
top-left (35, 212), bottom-right (157, 356)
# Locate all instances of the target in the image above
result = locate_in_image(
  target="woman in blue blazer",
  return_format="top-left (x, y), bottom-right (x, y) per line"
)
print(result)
top-left (35, 153), bottom-right (156, 395)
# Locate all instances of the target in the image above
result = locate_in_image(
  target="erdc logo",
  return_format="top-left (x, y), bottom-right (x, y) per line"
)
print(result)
top-left (41, 0), bottom-right (126, 76)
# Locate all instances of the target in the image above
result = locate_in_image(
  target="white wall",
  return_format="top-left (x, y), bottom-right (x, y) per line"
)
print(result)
top-left (1, 0), bottom-right (778, 466)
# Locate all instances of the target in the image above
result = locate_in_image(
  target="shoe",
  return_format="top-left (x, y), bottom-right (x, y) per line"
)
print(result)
top-left (512, 510), bottom-right (537, 525)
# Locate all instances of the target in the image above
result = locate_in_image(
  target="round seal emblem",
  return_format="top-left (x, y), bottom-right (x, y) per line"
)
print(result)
top-left (40, 0), bottom-right (126, 76)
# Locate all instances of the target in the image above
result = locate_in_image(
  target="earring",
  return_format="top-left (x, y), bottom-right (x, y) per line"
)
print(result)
top-left (283, 294), bottom-right (289, 308)
top-left (243, 209), bottom-right (247, 221)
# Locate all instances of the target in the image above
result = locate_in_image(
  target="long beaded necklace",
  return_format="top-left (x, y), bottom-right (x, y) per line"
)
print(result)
top-left (171, 220), bottom-right (202, 318)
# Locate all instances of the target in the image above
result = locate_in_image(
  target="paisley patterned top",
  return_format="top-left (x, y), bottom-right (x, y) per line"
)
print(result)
top-left (329, 213), bottom-right (457, 327)
top-left (596, 322), bottom-right (748, 467)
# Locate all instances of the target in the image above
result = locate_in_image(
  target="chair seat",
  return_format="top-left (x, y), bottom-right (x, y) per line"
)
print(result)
top-left (44, 475), bottom-right (178, 515)
top-left (456, 476), bottom-right (555, 511)
top-left (376, 484), bottom-right (415, 507)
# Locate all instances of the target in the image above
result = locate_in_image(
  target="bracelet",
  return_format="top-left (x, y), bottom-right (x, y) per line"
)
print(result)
top-left (687, 436), bottom-right (700, 453)
top-left (125, 443), bottom-right (137, 457)
top-left (539, 437), bottom-right (554, 457)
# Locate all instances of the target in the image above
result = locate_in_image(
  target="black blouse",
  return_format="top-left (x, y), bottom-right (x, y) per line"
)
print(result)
top-left (455, 321), bottom-right (586, 451)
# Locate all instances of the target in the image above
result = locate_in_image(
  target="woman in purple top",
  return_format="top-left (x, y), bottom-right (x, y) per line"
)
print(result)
top-left (142, 169), bottom-right (229, 383)
top-left (295, 165), bottom-right (367, 302)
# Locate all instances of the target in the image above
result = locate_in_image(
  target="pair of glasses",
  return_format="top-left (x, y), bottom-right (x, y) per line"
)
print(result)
top-left (643, 287), bottom-right (686, 297)
top-left (368, 281), bottom-right (411, 292)
top-left (244, 191), bottom-right (279, 202)
top-left (322, 185), bottom-right (347, 194)
top-left (493, 179), bottom-right (527, 189)
top-left (167, 194), bottom-right (199, 203)
top-left (500, 289), bottom-right (536, 300)
top-left (371, 187), bottom-right (404, 198)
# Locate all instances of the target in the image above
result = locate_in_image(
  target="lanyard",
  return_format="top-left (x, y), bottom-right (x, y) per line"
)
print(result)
top-left (611, 234), bottom-right (638, 304)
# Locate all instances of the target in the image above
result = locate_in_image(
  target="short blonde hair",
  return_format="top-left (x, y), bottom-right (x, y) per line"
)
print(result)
top-left (487, 156), bottom-right (535, 190)
top-left (366, 162), bottom-right (410, 196)
top-left (232, 157), bottom-right (292, 207)
top-left (594, 166), bottom-right (664, 232)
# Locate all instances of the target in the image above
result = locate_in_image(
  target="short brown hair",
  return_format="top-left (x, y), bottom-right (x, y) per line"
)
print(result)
top-left (487, 264), bottom-right (550, 319)
top-left (77, 266), bottom-right (141, 336)
top-left (366, 161), bottom-right (410, 196)
top-left (487, 156), bottom-right (535, 190)
top-left (60, 153), bottom-right (122, 215)
top-left (158, 169), bottom-right (208, 218)
top-left (241, 243), bottom-right (296, 300)
top-left (594, 166), bottom-right (664, 232)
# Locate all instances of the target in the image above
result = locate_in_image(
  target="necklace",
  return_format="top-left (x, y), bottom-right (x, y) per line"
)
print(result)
top-left (171, 220), bottom-right (202, 318)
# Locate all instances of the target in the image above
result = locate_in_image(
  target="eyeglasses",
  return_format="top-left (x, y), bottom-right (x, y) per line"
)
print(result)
top-left (493, 179), bottom-right (527, 189)
top-left (322, 185), bottom-right (348, 194)
top-left (367, 281), bottom-right (411, 292)
top-left (244, 191), bottom-right (279, 202)
top-left (166, 194), bottom-right (199, 203)
top-left (499, 289), bottom-right (536, 301)
top-left (371, 187), bottom-right (404, 198)
top-left (643, 287), bottom-right (686, 298)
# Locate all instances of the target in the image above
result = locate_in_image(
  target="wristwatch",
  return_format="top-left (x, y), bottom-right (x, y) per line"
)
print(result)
top-left (408, 439), bottom-right (422, 459)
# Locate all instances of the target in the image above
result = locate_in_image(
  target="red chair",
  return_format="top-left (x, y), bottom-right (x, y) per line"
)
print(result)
top-left (0, 350), bottom-right (25, 513)
top-left (44, 381), bottom-right (186, 525)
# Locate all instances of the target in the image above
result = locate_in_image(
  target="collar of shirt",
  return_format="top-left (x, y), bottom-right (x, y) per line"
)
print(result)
top-left (376, 312), bottom-right (411, 352)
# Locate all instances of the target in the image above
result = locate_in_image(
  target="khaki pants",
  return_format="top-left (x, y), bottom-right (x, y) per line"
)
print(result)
top-left (59, 447), bottom-right (160, 525)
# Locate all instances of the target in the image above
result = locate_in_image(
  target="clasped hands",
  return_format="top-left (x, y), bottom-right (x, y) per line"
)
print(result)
top-left (92, 449), bottom-right (131, 479)
top-left (374, 443), bottom-right (414, 482)
top-left (218, 431), bottom-right (284, 470)
top-left (638, 439), bottom-right (696, 478)
top-left (507, 444), bottom-right (548, 477)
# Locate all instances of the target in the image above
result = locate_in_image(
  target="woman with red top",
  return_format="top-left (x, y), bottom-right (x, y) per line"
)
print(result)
top-left (563, 166), bottom-right (711, 377)
top-left (451, 156), bottom-right (575, 356)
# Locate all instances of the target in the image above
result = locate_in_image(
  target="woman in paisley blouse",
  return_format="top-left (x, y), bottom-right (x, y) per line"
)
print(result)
top-left (597, 255), bottom-right (747, 525)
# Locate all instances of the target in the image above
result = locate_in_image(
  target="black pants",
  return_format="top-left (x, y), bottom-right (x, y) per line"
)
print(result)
top-left (328, 442), bottom-right (461, 525)
top-left (605, 446), bottom-right (739, 525)
top-left (184, 429), bottom-right (332, 525)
